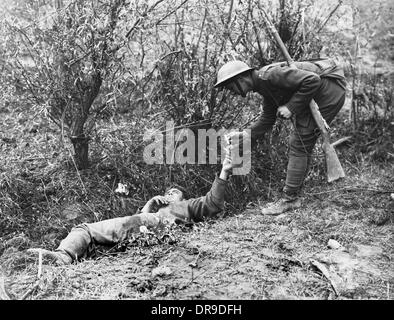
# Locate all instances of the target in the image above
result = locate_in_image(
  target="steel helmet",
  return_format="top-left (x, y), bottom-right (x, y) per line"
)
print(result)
top-left (214, 61), bottom-right (253, 88)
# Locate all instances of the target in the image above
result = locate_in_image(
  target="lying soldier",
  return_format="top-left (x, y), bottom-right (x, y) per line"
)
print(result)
top-left (28, 147), bottom-right (239, 265)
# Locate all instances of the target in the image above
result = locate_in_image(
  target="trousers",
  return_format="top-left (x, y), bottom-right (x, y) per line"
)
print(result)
top-left (284, 78), bottom-right (346, 196)
top-left (56, 212), bottom-right (168, 260)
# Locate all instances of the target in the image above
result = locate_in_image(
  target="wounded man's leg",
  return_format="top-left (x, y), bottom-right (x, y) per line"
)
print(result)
top-left (27, 248), bottom-right (73, 265)
top-left (28, 224), bottom-right (94, 265)
top-left (28, 215), bottom-right (144, 265)
top-left (57, 216), bottom-right (143, 262)
top-left (56, 224), bottom-right (93, 262)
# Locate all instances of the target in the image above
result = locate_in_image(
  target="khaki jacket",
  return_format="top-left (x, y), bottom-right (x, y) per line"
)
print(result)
top-left (249, 59), bottom-right (346, 140)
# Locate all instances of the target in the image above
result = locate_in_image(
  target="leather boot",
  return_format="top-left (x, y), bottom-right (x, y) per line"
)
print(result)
top-left (28, 248), bottom-right (73, 265)
top-left (260, 196), bottom-right (301, 216)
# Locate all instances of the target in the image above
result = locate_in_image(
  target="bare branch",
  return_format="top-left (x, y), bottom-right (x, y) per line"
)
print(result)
top-left (156, 0), bottom-right (191, 26)
top-left (317, 0), bottom-right (343, 33)
top-left (220, 0), bottom-right (235, 51)
top-left (125, 0), bottom-right (166, 39)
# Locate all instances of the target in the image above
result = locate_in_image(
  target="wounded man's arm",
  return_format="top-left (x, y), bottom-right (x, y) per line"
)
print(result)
top-left (186, 175), bottom-right (227, 222)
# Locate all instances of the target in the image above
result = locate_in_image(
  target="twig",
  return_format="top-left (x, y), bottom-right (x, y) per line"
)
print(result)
top-left (189, 169), bottom-right (214, 187)
top-left (20, 250), bottom-right (43, 300)
top-left (331, 136), bottom-right (352, 148)
top-left (317, 0), bottom-right (343, 34)
top-left (125, 0), bottom-right (166, 39)
top-left (226, 104), bottom-right (246, 129)
top-left (155, 0), bottom-right (191, 26)
top-left (8, 2), bottom-right (72, 32)
top-left (309, 187), bottom-right (393, 196)
top-left (159, 50), bottom-right (183, 61)
top-left (241, 113), bottom-right (262, 129)
top-left (310, 259), bottom-right (340, 296)
top-left (20, 281), bottom-right (40, 300)
top-left (188, 267), bottom-right (208, 285)
top-left (219, 0), bottom-right (234, 51)
top-left (252, 19), bottom-right (265, 63)
top-left (41, 179), bottom-right (50, 205)
top-left (37, 250), bottom-right (43, 278)
top-left (195, 8), bottom-right (208, 52)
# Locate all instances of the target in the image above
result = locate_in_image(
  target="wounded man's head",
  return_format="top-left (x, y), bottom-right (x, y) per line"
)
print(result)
top-left (164, 184), bottom-right (188, 202)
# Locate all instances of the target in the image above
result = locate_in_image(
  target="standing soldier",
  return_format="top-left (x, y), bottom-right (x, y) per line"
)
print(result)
top-left (215, 59), bottom-right (346, 215)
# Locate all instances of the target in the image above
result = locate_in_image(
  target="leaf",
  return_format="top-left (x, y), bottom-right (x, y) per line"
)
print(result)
top-left (151, 265), bottom-right (172, 278)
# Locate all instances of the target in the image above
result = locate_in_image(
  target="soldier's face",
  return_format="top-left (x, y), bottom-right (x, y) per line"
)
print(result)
top-left (226, 79), bottom-right (245, 97)
top-left (225, 75), bottom-right (252, 97)
top-left (164, 188), bottom-right (184, 202)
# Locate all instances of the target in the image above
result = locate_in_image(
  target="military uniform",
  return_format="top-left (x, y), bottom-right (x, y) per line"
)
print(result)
top-left (56, 176), bottom-right (227, 261)
top-left (249, 59), bottom-right (346, 196)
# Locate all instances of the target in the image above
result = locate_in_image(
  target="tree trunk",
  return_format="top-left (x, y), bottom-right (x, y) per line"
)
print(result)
top-left (69, 73), bottom-right (101, 170)
top-left (71, 135), bottom-right (90, 169)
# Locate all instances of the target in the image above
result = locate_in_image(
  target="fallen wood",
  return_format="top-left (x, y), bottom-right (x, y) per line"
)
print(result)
top-left (310, 259), bottom-right (341, 296)
top-left (260, 248), bottom-right (303, 267)
top-left (332, 136), bottom-right (352, 148)
top-left (311, 244), bottom-right (387, 298)
top-left (309, 187), bottom-right (393, 196)
top-left (20, 280), bottom-right (40, 300)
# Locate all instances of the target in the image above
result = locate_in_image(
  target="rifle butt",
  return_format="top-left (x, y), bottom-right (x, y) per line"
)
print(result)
top-left (324, 144), bottom-right (346, 183)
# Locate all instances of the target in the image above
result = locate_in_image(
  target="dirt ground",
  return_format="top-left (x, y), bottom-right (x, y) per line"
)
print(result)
top-left (1, 162), bottom-right (393, 300)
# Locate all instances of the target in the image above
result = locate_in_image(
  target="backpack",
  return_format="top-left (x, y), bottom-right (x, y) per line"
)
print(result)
top-left (262, 58), bottom-right (347, 90)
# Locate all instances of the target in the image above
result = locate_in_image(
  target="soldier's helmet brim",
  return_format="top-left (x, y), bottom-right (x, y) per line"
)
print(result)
top-left (214, 61), bottom-right (253, 88)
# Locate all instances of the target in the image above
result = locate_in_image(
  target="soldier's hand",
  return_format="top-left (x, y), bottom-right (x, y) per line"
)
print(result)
top-left (225, 130), bottom-right (249, 148)
top-left (151, 195), bottom-right (169, 206)
top-left (222, 151), bottom-right (232, 173)
top-left (277, 105), bottom-right (292, 119)
top-left (222, 146), bottom-right (244, 172)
